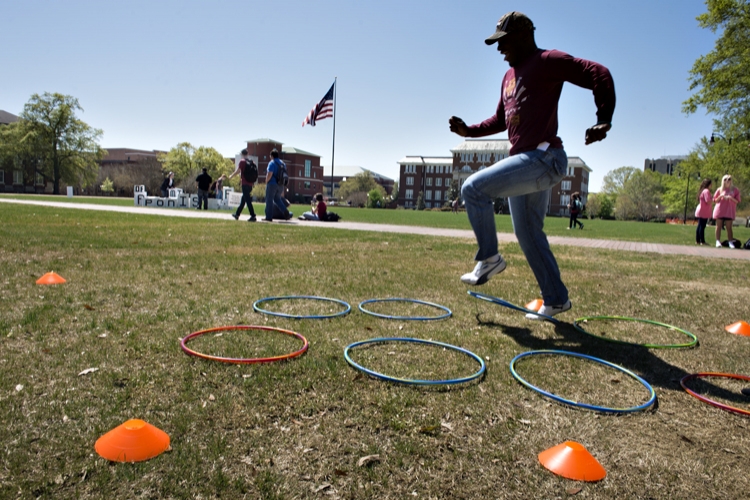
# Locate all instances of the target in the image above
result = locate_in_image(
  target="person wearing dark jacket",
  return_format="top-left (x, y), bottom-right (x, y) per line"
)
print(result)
top-left (195, 168), bottom-right (212, 210)
top-left (160, 172), bottom-right (174, 197)
top-left (449, 11), bottom-right (615, 320)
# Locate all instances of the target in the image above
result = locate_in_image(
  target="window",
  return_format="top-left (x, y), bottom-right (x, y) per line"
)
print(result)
top-left (567, 166), bottom-right (575, 176)
top-left (405, 189), bottom-right (413, 200)
top-left (304, 181), bottom-right (311, 189)
top-left (405, 164), bottom-right (416, 174)
top-left (13, 170), bottom-right (23, 185)
top-left (305, 160), bottom-right (311, 178)
top-left (426, 178), bottom-right (432, 187)
top-left (447, 166), bottom-right (452, 174)
top-left (425, 202), bottom-right (432, 208)
top-left (35, 173), bottom-right (44, 185)
top-left (406, 176), bottom-right (414, 186)
top-left (426, 190), bottom-right (432, 200)
top-left (445, 190), bottom-right (451, 200)
top-left (561, 180), bottom-right (571, 191)
top-left (560, 194), bottom-right (570, 206)
top-left (435, 178), bottom-right (442, 187)
top-left (434, 190), bottom-right (441, 201)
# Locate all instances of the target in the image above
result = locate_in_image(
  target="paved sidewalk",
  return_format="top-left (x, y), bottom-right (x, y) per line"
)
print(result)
top-left (2, 198), bottom-right (749, 261)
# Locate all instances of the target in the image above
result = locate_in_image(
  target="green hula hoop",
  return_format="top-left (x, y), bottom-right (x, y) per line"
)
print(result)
top-left (573, 315), bottom-right (697, 349)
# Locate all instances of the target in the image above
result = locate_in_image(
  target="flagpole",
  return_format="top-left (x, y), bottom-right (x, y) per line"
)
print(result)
top-left (330, 77), bottom-right (337, 200)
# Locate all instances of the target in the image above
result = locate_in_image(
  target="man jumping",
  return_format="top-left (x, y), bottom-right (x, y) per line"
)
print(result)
top-left (449, 11), bottom-right (615, 319)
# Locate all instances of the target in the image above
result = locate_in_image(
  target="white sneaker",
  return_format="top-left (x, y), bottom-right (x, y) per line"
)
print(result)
top-left (716, 241), bottom-right (722, 248)
top-left (729, 241), bottom-right (735, 249)
top-left (526, 300), bottom-right (572, 320)
top-left (460, 255), bottom-right (506, 285)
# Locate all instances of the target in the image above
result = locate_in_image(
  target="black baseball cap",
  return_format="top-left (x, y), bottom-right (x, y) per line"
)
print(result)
top-left (485, 11), bottom-right (535, 45)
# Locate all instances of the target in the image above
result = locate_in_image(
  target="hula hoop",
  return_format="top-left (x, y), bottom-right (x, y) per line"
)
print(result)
top-left (253, 295), bottom-right (351, 319)
top-left (358, 298), bottom-right (452, 321)
top-left (344, 337), bottom-right (485, 385)
top-left (573, 316), bottom-right (697, 349)
top-left (510, 350), bottom-right (657, 413)
top-left (468, 291), bottom-right (560, 323)
top-left (181, 325), bottom-right (308, 364)
top-left (680, 372), bottom-right (750, 417)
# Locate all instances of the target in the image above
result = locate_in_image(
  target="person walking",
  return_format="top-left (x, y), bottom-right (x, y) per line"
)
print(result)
top-left (195, 168), bottom-right (212, 210)
top-left (227, 149), bottom-right (257, 222)
top-left (568, 192), bottom-right (584, 230)
top-left (263, 149), bottom-right (292, 222)
top-left (449, 11), bottom-right (615, 320)
top-left (694, 178), bottom-right (712, 245)
top-left (713, 174), bottom-right (741, 247)
top-left (160, 172), bottom-right (174, 197)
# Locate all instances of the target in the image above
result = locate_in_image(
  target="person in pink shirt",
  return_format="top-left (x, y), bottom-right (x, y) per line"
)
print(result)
top-left (694, 179), bottom-right (713, 245)
top-left (713, 174), bottom-right (741, 248)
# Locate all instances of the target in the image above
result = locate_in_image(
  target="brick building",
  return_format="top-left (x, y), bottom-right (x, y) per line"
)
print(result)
top-left (396, 156), bottom-right (453, 208)
top-left (644, 155), bottom-right (685, 175)
top-left (244, 138), bottom-right (324, 204)
top-left (396, 138), bottom-right (592, 214)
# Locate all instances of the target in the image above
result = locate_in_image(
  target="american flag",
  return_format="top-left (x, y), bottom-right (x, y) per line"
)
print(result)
top-left (302, 82), bottom-right (335, 127)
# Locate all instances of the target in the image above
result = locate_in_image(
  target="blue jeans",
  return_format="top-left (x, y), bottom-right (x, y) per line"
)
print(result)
top-left (461, 147), bottom-right (568, 305)
top-left (265, 183), bottom-right (288, 220)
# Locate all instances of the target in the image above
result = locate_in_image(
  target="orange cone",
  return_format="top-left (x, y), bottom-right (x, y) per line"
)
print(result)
top-left (36, 272), bottom-right (67, 285)
top-left (538, 441), bottom-right (606, 482)
top-left (525, 299), bottom-right (543, 312)
top-left (726, 321), bottom-right (750, 337)
top-left (95, 419), bottom-right (170, 462)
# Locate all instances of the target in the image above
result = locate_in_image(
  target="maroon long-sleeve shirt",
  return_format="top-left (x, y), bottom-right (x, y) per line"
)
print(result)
top-left (465, 49), bottom-right (616, 156)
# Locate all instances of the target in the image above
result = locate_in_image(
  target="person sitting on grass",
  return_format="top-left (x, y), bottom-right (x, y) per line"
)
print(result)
top-left (301, 193), bottom-right (327, 221)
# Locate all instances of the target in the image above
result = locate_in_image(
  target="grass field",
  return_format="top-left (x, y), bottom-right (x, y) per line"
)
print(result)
top-left (2, 202), bottom-right (750, 499)
top-left (4, 193), bottom-right (749, 246)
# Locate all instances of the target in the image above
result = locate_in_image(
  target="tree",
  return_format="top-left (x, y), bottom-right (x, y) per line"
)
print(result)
top-left (0, 93), bottom-right (106, 194)
top-left (158, 142), bottom-right (234, 191)
top-left (683, 0), bottom-right (750, 136)
top-left (336, 171), bottom-right (385, 202)
top-left (601, 166), bottom-right (640, 199)
top-left (614, 170), bottom-right (663, 221)
top-left (585, 193), bottom-right (614, 219)
top-left (367, 189), bottom-right (384, 208)
top-left (416, 191), bottom-right (425, 210)
top-left (447, 179), bottom-right (460, 203)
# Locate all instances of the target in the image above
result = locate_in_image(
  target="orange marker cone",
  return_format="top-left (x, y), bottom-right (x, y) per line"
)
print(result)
top-left (538, 441), bottom-right (606, 482)
top-left (95, 419), bottom-right (170, 462)
top-left (525, 299), bottom-right (543, 312)
top-left (36, 272), bottom-right (67, 285)
top-left (726, 321), bottom-right (750, 337)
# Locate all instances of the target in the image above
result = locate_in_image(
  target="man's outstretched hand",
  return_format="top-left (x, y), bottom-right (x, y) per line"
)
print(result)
top-left (449, 116), bottom-right (468, 137)
top-left (585, 123), bottom-right (611, 145)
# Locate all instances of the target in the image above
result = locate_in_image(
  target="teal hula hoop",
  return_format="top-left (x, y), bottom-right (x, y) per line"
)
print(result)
top-left (344, 337), bottom-right (485, 385)
top-left (358, 298), bottom-right (452, 321)
top-left (510, 350), bottom-right (657, 413)
top-left (253, 295), bottom-right (351, 319)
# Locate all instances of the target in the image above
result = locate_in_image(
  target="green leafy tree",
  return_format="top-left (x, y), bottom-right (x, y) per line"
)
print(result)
top-left (100, 176), bottom-right (114, 193)
top-left (416, 191), bottom-right (425, 210)
top-left (683, 0), bottom-right (750, 135)
top-left (447, 179), bottom-right (460, 203)
top-left (585, 193), bottom-right (614, 219)
top-left (0, 93), bottom-right (105, 194)
top-left (614, 170), bottom-right (663, 221)
top-left (367, 189), bottom-right (383, 208)
top-left (158, 142), bottom-right (234, 190)
top-left (337, 171), bottom-right (385, 201)
top-left (601, 166), bottom-right (640, 199)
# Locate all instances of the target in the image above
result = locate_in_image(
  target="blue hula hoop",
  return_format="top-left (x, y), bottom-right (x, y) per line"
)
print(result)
top-left (358, 298), bottom-right (452, 321)
top-left (509, 350), bottom-right (657, 413)
top-left (468, 291), bottom-right (560, 323)
top-left (344, 337), bottom-right (486, 385)
top-left (253, 295), bottom-right (351, 319)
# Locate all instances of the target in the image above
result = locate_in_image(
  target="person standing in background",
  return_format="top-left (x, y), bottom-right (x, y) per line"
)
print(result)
top-left (694, 178), bottom-right (712, 245)
top-left (713, 175), bottom-right (740, 247)
top-left (195, 168), bottom-right (212, 210)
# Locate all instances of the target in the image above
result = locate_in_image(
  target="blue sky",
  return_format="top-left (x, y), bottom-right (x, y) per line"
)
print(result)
top-left (1, 0), bottom-right (717, 191)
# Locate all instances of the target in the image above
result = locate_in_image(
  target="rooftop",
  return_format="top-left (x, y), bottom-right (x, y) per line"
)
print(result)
top-left (450, 138), bottom-right (511, 153)
top-left (323, 165), bottom-right (394, 181)
top-left (0, 110), bottom-right (20, 125)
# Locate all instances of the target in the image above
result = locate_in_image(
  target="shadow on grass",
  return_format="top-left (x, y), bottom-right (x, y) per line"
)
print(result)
top-left (475, 314), bottom-right (749, 408)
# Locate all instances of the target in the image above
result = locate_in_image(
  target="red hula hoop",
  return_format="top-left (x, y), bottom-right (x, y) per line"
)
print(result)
top-left (181, 325), bottom-right (308, 364)
top-left (680, 372), bottom-right (750, 417)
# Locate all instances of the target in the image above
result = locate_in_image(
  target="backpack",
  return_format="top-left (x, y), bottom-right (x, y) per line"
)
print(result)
top-left (744, 238), bottom-right (750, 250)
top-left (273, 159), bottom-right (289, 186)
top-left (242, 159), bottom-right (258, 183)
top-left (324, 211), bottom-right (341, 222)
